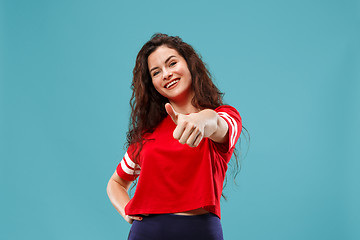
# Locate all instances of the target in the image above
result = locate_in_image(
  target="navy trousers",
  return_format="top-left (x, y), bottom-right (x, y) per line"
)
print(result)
top-left (128, 213), bottom-right (224, 240)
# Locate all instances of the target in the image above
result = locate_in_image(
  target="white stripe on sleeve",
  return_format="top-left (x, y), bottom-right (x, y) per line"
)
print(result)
top-left (124, 152), bottom-right (141, 169)
top-left (218, 112), bottom-right (238, 149)
top-left (120, 160), bottom-right (141, 175)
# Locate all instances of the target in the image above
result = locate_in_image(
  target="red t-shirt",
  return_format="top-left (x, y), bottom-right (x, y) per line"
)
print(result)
top-left (116, 105), bottom-right (242, 219)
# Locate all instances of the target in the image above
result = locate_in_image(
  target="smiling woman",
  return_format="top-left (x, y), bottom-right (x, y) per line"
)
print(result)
top-left (106, 33), bottom-right (245, 240)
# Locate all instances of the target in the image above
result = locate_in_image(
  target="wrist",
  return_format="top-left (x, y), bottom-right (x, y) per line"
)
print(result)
top-left (199, 109), bottom-right (218, 138)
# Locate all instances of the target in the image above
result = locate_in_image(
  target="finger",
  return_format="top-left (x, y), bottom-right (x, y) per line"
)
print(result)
top-left (186, 127), bottom-right (200, 146)
top-left (173, 123), bottom-right (186, 140)
top-left (125, 215), bottom-right (134, 224)
top-left (128, 215), bottom-right (143, 221)
top-left (192, 132), bottom-right (203, 147)
top-left (165, 103), bottom-right (178, 124)
top-left (180, 124), bottom-right (197, 144)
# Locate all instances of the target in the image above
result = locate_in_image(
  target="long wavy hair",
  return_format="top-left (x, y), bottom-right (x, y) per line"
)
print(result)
top-left (126, 33), bottom-right (250, 198)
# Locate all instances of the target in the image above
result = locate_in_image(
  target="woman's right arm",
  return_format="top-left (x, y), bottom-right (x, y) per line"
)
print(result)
top-left (106, 171), bottom-right (143, 224)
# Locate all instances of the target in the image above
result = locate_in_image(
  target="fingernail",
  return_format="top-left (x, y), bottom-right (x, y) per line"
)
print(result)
top-left (139, 217), bottom-right (143, 220)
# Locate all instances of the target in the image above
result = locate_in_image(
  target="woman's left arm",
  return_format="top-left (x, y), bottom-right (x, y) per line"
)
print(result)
top-left (165, 103), bottom-right (229, 147)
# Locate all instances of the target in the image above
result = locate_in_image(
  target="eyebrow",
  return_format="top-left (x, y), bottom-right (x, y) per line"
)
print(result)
top-left (149, 55), bottom-right (176, 73)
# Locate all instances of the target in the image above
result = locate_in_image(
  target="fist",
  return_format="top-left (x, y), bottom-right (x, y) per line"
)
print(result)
top-left (165, 103), bottom-right (205, 148)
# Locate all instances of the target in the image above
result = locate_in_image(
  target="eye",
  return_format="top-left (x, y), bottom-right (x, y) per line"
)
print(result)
top-left (153, 71), bottom-right (160, 77)
top-left (169, 61), bottom-right (177, 67)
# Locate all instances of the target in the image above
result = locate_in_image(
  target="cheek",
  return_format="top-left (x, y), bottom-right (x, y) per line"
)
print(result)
top-left (152, 79), bottom-right (162, 92)
top-left (183, 69), bottom-right (192, 82)
top-left (178, 64), bottom-right (191, 78)
top-left (183, 66), bottom-right (192, 79)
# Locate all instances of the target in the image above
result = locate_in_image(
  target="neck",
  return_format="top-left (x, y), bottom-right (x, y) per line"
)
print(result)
top-left (169, 100), bottom-right (199, 115)
top-left (169, 92), bottom-right (199, 114)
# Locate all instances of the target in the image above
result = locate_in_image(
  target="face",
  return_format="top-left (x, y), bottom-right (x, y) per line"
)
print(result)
top-left (148, 45), bottom-right (193, 104)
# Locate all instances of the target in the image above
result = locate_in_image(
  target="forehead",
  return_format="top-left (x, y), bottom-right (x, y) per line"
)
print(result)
top-left (148, 46), bottom-right (181, 66)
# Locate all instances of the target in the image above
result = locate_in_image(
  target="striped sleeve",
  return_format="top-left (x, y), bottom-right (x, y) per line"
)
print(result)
top-left (214, 105), bottom-right (242, 153)
top-left (116, 145), bottom-right (141, 181)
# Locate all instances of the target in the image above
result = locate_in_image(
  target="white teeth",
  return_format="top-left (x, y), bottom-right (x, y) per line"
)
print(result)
top-left (166, 80), bottom-right (179, 88)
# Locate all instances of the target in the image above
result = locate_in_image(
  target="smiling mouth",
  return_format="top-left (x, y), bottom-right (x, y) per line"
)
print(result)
top-left (165, 79), bottom-right (180, 89)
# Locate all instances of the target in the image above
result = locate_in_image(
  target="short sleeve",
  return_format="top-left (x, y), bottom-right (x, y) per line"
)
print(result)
top-left (213, 105), bottom-right (242, 153)
top-left (116, 144), bottom-right (141, 181)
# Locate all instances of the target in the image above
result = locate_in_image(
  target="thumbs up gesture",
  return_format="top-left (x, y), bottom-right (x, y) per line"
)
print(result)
top-left (165, 103), bottom-right (206, 148)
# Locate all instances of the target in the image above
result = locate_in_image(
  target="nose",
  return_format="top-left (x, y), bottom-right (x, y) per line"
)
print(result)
top-left (163, 69), bottom-right (173, 80)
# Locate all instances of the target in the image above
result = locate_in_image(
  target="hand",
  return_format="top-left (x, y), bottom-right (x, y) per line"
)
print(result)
top-left (165, 103), bottom-right (205, 148)
top-left (125, 214), bottom-right (149, 224)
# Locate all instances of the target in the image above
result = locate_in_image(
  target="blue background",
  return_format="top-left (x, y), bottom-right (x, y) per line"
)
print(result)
top-left (1, 0), bottom-right (359, 239)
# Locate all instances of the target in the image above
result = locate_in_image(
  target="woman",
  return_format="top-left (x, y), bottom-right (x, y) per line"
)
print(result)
top-left (107, 33), bottom-right (243, 240)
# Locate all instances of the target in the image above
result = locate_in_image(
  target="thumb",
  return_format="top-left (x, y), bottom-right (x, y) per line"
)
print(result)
top-left (165, 103), bottom-right (178, 124)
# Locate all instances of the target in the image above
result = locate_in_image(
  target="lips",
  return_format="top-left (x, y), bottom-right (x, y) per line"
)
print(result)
top-left (164, 78), bottom-right (180, 89)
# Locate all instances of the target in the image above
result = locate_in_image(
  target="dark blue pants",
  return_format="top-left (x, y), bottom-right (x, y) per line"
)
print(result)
top-left (128, 213), bottom-right (224, 240)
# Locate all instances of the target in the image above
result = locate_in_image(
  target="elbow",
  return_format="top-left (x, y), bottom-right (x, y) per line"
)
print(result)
top-left (106, 179), bottom-right (113, 198)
